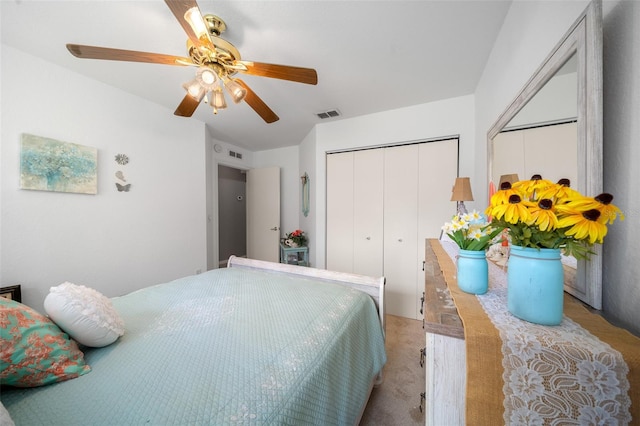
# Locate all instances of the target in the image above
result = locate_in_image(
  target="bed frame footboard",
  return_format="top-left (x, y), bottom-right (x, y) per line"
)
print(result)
top-left (227, 256), bottom-right (386, 334)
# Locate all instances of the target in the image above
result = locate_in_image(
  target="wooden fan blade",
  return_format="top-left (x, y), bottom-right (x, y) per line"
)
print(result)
top-left (174, 94), bottom-right (201, 117)
top-left (165, 0), bottom-right (214, 50)
top-left (237, 61), bottom-right (318, 85)
top-left (67, 44), bottom-right (192, 66)
top-left (236, 79), bottom-right (279, 123)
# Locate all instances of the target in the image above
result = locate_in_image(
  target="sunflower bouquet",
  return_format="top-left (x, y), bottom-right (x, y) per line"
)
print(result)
top-left (442, 210), bottom-right (502, 251)
top-left (485, 175), bottom-right (624, 259)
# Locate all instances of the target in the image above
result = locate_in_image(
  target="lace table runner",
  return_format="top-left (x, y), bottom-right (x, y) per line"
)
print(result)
top-left (440, 241), bottom-right (632, 425)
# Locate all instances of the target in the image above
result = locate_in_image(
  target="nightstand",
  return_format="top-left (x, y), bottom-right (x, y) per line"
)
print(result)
top-left (1, 285), bottom-right (22, 303)
top-left (280, 244), bottom-right (309, 266)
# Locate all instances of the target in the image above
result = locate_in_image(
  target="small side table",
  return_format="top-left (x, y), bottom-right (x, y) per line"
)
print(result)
top-left (280, 243), bottom-right (309, 266)
top-left (0, 285), bottom-right (22, 303)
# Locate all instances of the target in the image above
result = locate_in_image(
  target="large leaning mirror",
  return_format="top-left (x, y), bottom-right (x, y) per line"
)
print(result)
top-left (487, 0), bottom-right (603, 309)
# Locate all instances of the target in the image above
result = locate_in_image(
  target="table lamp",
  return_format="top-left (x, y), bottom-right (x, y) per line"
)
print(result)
top-left (451, 177), bottom-right (474, 216)
top-left (498, 173), bottom-right (520, 189)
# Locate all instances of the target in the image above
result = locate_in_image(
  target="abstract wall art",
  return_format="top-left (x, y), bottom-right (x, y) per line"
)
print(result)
top-left (20, 134), bottom-right (98, 194)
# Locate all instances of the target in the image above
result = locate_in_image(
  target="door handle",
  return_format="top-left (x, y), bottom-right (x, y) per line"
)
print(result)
top-left (270, 226), bottom-right (279, 231)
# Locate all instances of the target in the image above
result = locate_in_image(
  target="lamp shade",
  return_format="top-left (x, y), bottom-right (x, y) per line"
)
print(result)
top-left (195, 66), bottom-right (218, 91)
top-left (209, 86), bottom-right (227, 110)
top-left (451, 177), bottom-right (474, 202)
top-left (224, 78), bottom-right (247, 103)
top-left (182, 78), bottom-right (206, 102)
top-left (184, 7), bottom-right (209, 40)
top-left (499, 173), bottom-right (520, 187)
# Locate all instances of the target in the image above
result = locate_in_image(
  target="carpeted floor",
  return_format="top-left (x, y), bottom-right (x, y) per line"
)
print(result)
top-left (360, 314), bottom-right (425, 425)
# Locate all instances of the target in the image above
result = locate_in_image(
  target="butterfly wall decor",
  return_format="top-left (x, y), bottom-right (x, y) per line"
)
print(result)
top-left (116, 183), bottom-right (131, 192)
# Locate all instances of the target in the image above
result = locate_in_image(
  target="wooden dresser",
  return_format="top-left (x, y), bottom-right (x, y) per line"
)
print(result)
top-left (423, 238), bottom-right (640, 425)
top-left (423, 240), bottom-right (466, 425)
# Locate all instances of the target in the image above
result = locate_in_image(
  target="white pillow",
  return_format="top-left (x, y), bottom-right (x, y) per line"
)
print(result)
top-left (44, 282), bottom-right (125, 347)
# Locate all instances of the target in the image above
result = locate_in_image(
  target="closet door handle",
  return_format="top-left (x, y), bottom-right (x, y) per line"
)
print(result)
top-left (366, 236), bottom-right (371, 240)
top-left (398, 238), bottom-right (403, 242)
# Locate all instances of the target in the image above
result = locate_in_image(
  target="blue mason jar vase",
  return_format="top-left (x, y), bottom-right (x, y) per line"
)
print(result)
top-left (507, 245), bottom-right (564, 326)
top-left (456, 249), bottom-right (489, 295)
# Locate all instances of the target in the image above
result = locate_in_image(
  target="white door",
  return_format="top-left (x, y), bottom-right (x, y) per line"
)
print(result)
top-left (353, 149), bottom-right (384, 277)
top-left (326, 152), bottom-right (355, 273)
top-left (384, 144), bottom-right (419, 319)
top-left (246, 167), bottom-right (280, 262)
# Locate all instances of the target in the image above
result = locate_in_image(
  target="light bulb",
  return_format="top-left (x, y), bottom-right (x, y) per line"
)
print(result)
top-left (195, 66), bottom-right (218, 91)
top-left (182, 78), bottom-right (205, 102)
top-left (224, 78), bottom-right (247, 103)
top-left (184, 7), bottom-right (209, 40)
top-left (209, 86), bottom-right (227, 110)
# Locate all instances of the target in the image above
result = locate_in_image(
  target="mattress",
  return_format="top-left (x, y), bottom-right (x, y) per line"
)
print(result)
top-left (2, 267), bottom-right (387, 425)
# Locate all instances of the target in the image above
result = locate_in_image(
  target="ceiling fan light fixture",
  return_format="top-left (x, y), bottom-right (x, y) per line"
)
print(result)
top-left (209, 86), bottom-right (227, 111)
top-left (65, 3), bottom-right (318, 122)
top-left (184, 7), bottom-right (209, 41)
top-left (182, 78), bottom-right (206, 102)
top-left (223, 77), bottom-right (247, 103)
top-left (195, 66), bottom-right (218, 91)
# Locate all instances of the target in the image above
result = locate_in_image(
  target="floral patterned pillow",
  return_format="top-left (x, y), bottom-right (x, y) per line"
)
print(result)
top-left (0, 298), bottom-right (91, 387)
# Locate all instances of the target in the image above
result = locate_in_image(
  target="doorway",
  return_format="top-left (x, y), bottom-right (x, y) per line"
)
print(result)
top-left (218, 165), bottom-right (246, 267)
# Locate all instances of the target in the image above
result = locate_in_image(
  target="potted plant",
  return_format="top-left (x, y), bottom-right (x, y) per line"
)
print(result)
top-left (442, 210), bottom-right (502, 294)
top-left (283, 229), bottom-right (307, 248)
top-left (485, 176), bottom-right (623, 325)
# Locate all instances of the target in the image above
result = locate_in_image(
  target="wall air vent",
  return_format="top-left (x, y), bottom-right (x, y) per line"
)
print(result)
top-left (316, 109), bottom-right (341, 120)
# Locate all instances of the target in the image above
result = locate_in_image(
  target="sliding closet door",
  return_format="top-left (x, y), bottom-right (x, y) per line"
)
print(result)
top-left (326, 152), bottom-right (354, 273)
top-left (417, 139), bottom-right (459, 316)
top-left (327, 139), bottom-right (458, 320)
top-left (384, 144), bottom-right (419, 319)
top-left (353, 149), bottom-right (384, 277)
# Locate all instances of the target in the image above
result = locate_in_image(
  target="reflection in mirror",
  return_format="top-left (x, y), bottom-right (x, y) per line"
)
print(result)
top-left (492, 55), bottom-right (578, 187)
top-left (487, 0), bottom-right (602, 309)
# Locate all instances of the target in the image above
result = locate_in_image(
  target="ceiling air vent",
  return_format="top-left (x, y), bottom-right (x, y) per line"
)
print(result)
top-left (316, 109), bottom-right (341, 120)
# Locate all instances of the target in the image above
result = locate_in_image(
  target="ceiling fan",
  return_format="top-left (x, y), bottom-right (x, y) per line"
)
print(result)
top-left (66, 0), bottom-right (318, 123)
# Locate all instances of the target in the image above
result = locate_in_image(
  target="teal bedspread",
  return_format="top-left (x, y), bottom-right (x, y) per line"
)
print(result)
top-left (2, 267), bottom-right (387, 425)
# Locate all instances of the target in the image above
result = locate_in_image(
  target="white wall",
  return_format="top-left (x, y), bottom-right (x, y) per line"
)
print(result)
top-left (1, 46), bottom-right (208, 311)
top-left (474, 0), bottom-right (590, 203)
top-left (313, 95), bottom-right (476, 269)
top-left (299, 127), bottom-right (317, 266)
top-left (475, 0), bottom-right (639, 335)
top-left (601, 0), bottom-right (640, 335)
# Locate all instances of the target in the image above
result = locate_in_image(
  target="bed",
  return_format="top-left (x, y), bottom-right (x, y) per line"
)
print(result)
top-left (1, 256), bottom-right (387, 425)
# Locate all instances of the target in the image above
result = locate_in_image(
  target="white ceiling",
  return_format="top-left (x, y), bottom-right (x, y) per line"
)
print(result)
top-left (1, 0), bottom-right (512, 152)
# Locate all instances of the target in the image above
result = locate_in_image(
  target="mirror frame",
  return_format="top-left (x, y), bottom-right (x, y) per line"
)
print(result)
top-left (487, 0), bottom-right (603, 309)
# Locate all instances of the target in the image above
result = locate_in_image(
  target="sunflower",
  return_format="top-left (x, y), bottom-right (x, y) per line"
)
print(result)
top-left (488, 194), bottom-right (533, 224)
top-left (512, 175), bottom-right (554, 198)
top-left (527, 199), bottom-right (559, 231)
top-left (536, 179), bottom-right (582, 202)
top-left (487, 177), bottom-right (623, 255)
top-left (560, 193), bottom-right (624, 224)
top-left (488, 182), bottom-right (519, 206)
top-left (556, 208), bottom-right (608, 244)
